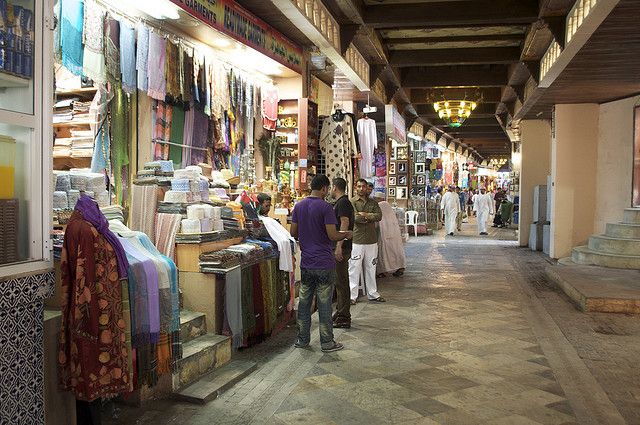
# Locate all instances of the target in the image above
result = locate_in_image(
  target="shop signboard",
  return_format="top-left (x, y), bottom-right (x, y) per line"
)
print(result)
top-left (385, 104), bottom-right (406, 144)
top-left (169, 0), bottom-right (303, 73)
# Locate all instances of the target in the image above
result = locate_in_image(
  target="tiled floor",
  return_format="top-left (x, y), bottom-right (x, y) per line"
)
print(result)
top-left (105, 221), bottom-right (637, 425)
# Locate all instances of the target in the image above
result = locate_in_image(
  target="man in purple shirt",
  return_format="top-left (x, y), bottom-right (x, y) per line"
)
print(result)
top-left (291, 175), bottom-right (353, 352)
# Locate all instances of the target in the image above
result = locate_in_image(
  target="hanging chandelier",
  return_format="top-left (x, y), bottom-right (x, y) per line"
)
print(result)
top-left (430, 91), bottom-right (483, 128)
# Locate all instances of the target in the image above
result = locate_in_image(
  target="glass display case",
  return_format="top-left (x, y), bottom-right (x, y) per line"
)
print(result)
top-left (0, 0), bottom-right (52, 274)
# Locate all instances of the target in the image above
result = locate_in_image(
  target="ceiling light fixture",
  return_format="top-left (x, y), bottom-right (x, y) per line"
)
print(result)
top-left (430, 90), bottom-right (483, 128)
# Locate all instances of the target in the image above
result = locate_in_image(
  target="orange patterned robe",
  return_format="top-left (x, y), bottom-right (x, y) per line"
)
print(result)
top-left (58, 212), bottom-right (132, 401)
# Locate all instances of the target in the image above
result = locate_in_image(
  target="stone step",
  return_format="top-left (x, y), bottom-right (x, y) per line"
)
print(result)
top-left (572, 245), bottom-right (640, 269)
top-left (180, 310), bottom-right (207, 344)
top-left (606, 222), bottom-right (640, 239)
top-left (623, 208), bottom-right (640, 224)
top-left (588, 235), bottom-right (640, 256)
top-left (558, 257), bottom-right (576, 266)
top-left (174, 360), bottom-right (257, 404)
top-left (176, 334), bottom-right (231, 389)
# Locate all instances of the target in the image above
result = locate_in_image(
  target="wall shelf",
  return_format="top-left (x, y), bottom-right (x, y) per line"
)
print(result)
top-left (0, 72), bottom-right (30, 88)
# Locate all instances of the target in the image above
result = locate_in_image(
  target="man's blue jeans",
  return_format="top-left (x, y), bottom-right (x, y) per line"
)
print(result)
top-left (297, 268), bottom-right (336, 349)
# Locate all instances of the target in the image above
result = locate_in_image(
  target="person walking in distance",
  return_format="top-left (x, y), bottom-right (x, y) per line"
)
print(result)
top-left (331, 178), bottom-right (354, 329)
top-left (455, 186), bottom-right (465, 232)
top-left (441, 185), bottom-right (460, 236)
top-left (349, 179), bottom-right (386, 304)
top-left (290, 175), bottom-right (353, 352)
top-left (473, 186), bottom-right (494, 235)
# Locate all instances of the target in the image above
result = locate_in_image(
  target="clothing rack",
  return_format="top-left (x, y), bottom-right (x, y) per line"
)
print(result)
top-left (152, 139), bottom-right (209, 151)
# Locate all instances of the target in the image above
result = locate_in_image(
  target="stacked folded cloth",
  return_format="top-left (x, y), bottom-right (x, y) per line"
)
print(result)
top-left (53, 98), bottom-right (75, 123)
top-left (170, 166), bottom-right (210, 202)
top-left (209, 187), bottom-right (230, 203)
top-left (53, 137), bottom-right (72, 158)
top-left (199, 250), bottom-right (244, 271)
top-left (133, 160), bottom-right (175, 185)
top-left (224, 243), bottom-right (260, 261)
top-left (175, 228), bottom-right (248, 244)
top-left (53, 170), bottom-right (110, 209)
top-left (245, 239), bottom-right (275, 257)
top-left (69, 129), bottom-right (95, 158)
top-left (101, 205), bottom-right (125, 222)
top-left (51, 230), bottom-right (65, 260)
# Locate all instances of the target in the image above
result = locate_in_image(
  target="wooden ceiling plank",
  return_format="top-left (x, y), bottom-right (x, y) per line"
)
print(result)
top-left (390, 47), bottom-right (522, 67)
top-left (340, 24), bottom-right (362, 55)
top-left (385, 33), bottom-right (524, 45)
top-left (411, 87), bottom-right (503, 104)
top-left (363, 0), bottom-right (539, 28)
top-left (401, 65), bottom-right (509, 88)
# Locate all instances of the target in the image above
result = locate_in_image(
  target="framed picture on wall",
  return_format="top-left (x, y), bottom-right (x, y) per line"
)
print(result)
top-left (417, 151), bottom-right (427, 162)
top-left (397, 146), bottom-right (409, 160)
top-left (415, 163), bottom-right (426, 174)
top-left (390, 147), bottom-right (397, 160)
top-left (389, 176), bottom-right (397, 186)
top-left (397, 161), bottom-right (408, 174)
top-left (411, 187), bottom-right (419, 196)
top-left (411, 176), bottom-right (418, 186)
top-left (389, 162), bottom-right (396, 175)
top-left (398, 175), bottom-right (407, 186)
top-left (388, 187), bottom-right (396, 198)
top-left (417, 187), bottom-right (425, 196)
top-left (417, 174), bottom-right (426, 185)
top-left (397, 186), bottom-right (408, 199)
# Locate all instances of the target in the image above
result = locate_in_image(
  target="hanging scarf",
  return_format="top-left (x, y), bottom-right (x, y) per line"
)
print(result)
top-left (147, 31), bottom-right (167, 101)
top-left (169, 105), bottom-right (185, 165)
top-left (74, 194), bottom-right (128, 278)
top-left (119, 20), bottom-right (136, 94)
top-left (104, 16), bottom-right (120, 82)
top-left (82, 0), bottom-right (106, 82)
top-left (136, 23), bottom-right (150, 92)
top-left (165, 41), bottom-right (180, 101)
top-left (60, 0), bottom-right (84, 76)
top-left (111, 85), bottom-right (129, 205)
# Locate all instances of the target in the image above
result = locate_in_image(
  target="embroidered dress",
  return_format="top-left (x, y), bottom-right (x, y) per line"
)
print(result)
top-left (58, 212), bottom-right (132, 401)
top-left (319, 115), bottom-right (358, 193)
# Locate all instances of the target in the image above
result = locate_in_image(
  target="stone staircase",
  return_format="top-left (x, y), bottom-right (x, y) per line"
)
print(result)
top-left (174, 309), bottom-right (256, 404)
top-left (570, 208), bottom-right (640, 269)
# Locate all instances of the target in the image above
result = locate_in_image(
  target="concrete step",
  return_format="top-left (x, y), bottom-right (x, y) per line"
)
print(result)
top-left (572, 245), bottom-right (640, 269)
top-left (174, 360), bottom-right (257, 404)
top-left (606, 222), bottom-right (640, 239)
top-left (588, 235), bottom-right (640, 256)
top-left (176, 334), bottom-right (231, 389)
top-left (546, 264), bottom-right (640, 313)
top-left (180, 310), bottom-right (207, 344)
top-left (623, 208), bottom-right (640, 224)
top-left (558, 257), bottom-right (576, 266)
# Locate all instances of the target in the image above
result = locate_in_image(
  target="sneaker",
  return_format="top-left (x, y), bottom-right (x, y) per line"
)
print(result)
top-left (321, 342), bottom-right (344, 353)
top-left (294, 340), bottom-right (310, 349)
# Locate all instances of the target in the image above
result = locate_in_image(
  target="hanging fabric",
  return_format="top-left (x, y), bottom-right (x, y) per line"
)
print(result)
top-left (82, 0), bottom-right (106, 82)
top-left (119, 20), bottom-right (136, 93)
top-left (147, 30), bottom-right (167, 101)
top-left (60, 0), bottom-right (85, 76)
top-left (104, 16), bottom-right (120, 82)
top-left (136, 23), bottom-right (149, 92)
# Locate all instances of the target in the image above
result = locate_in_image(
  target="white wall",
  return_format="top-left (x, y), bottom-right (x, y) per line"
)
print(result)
top-left (550, 104), bottom-right (599, 259)
top-left (593, 95), bottom-right (639, 233)
top-left (518, 120), bottom-right (552, 247)
top-left (274, 76), bottom-right (303, 100)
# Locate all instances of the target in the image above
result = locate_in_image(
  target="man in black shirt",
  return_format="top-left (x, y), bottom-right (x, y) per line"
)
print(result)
top-left (332, 177), bottom-right (354, 328)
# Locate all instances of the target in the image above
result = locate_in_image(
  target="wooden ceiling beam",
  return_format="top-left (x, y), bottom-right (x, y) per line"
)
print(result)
top-left (401, 65), bottom-right (509, 88)
top-left (435, 117), bottom-right (501, 127)
top-left (390, 47), bottom-right (522, 67)
top-left (415, 103), bottom-right (496, 116)
top-left (386, 33), bottom-right (524, 46)
top-left (410, 87), bottom-right (503, 104)
top-left (363, 0), bottom-right (539, 28)
top-left (449, 132), bottom-right (509, 139)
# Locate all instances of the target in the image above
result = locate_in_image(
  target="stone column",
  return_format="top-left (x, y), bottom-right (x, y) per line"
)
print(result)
top-left (550, 104), bottom-right (599, 259)
top-left (518, 120), bottom-right (552, 247)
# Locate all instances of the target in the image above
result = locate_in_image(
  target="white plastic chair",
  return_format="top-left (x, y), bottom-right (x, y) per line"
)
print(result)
top-left (405, 210), bottom-right (419, 237)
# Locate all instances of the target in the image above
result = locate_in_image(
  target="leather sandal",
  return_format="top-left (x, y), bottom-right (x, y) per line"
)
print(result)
top-left (370, 297), bottom-right (386, 303)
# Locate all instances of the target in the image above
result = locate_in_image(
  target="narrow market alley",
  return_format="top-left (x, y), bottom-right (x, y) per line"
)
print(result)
top-left (106, 224), bottom-right (640, 425)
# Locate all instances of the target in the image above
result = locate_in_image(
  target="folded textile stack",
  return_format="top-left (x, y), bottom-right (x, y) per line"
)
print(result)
top-left (52, 170), bottom-right (109, 209)
top-left (199, 250), bottom-right (243, 270)
top-left (51, 230), bottom-right (65, 260)
top-left (209, 188), bottom-right (230, 202)
top-left (69, 129), bottom-right (95, 158)
top-left (175, 228), bottom-right (248, 244)
top-left (53, 137), bottom-right (72, 158)
top-left (133, 161), bottom-right (175, 185)
top-left (169, 166), bottom-right (211, 202)
top-left (53, 98), bottom-right (75, 123)
top-left (101, 205), bottom-right (125, 222)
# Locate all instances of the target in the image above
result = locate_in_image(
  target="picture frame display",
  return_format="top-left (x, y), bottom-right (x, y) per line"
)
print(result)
top-left (417, 174), bottom-right (426, 185)
top-left (397, 161), bottom-right (408, 174)
top-left (388, 187), bottom-right (396, 197)
top-left (396, 146), bottom-right (409, 160)
top-left (388, 176), bottom-right (397, 186)
top-left (388, 162), bottom-right (396, 175)
top-left (415, 163), bottom-right (426, 174)
top-left (396, 186), bottom-right (408, 199)
top-left (390, 148), bottom-right (397, 160)
top-left (398, 175), bottom-right (407, 186)
top-left (417, 151), bottom-right (427, 163)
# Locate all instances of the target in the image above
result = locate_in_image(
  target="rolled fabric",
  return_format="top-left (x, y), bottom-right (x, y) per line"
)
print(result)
top-left (185, 165), bottom-right (203, 175)
top-left (164, 190), bottom-right (188, 203)
top-left (212, 207), bottom-right (222, 219)
top-left (70, 173), bottom-right (89, 191)
top-left (174, 169), bottom-right (199, 180)
top-left (53, 191), bottom-right (69, 210)
top-left (68, 189), bottom-right (81, 208)
top-left (171, 178), bottom-right (191, 192)
top-left (180, 218), bottom-right (200, 234)
top-left (201, 204), bottom-right (215, 218)
top-left (186, 204), bottom-right (206, 220)
top-left (55, 172), bottom-right (71, 192)
top-left (85, 173), bottom-right (106, 192)
top-left (200, 218), bottom-right (213, 232)
top-left (158, 160), bottom-right (174, 173)
top-left (95, 190), bottom-right (110, 207)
